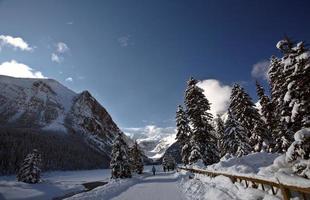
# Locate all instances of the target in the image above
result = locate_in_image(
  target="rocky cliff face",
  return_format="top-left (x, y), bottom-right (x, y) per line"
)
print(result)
top-left (0, 75), bottom-right (126, 158)
top-left (67, 90), bottom-right (124, 156)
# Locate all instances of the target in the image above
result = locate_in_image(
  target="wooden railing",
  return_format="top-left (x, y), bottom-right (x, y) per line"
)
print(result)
top-left (178, 167), bottom-right (310, 200)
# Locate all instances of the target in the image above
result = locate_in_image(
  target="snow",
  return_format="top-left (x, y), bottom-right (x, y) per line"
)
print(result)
top-left (0, 169), bottom-right (111, 200)
top-left (276, 40), bottom-right (286, 50)
top-left (297, 51), bottom-right (310, 61)
top-left (123, 126), bottom-right (176, 159)
top-left (66, 166), bottom-right (280, 200)
top-left (188, 152), bottom-right (310, 188)
top-left (179, 170), bottom-right (280, 200)
top-left (294, 128), bottom-right (310, 141)
top-left (149, 134), bottom-right (177, 159)
top-left (291, 102), bottom-right (300, 121)
top-left (205, 152), bottom-right (279, 175)
top-left (64, 166), bottom-right (185, 200)
top-left (1, 162), bottom-right (309, 200)
top-left (109, 172), bottom-right (185, 200)
top-left (0, 75), bottom-right (76, 132)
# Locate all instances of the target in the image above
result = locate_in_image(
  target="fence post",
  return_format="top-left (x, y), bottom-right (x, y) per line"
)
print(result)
top-left (277, 178), bottom-right (291, 200)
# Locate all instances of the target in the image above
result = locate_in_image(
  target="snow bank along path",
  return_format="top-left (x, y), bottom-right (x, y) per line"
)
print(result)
top-left (180, 167), bottom-right (310, 200)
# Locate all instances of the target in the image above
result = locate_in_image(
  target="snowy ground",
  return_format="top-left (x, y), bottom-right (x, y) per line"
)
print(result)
top-left (0, 169), bottom-right (111, 200)
top-left (1, 157), bottom-right (309, 200)
top-left (0, 166), bottom-right (161, 200)
top-left (192, 152), bottom-right (310, 188)
top-left (179, 170), bottom-right (281, 200)
top-left (66, 170), bottom-right (185, 200)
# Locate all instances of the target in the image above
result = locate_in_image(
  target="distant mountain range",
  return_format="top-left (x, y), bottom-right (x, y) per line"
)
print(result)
top-left (124, 126), bottom-right (177, 161)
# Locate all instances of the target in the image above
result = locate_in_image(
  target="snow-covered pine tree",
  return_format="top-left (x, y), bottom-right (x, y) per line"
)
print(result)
top-left (280, 40), bottom-right (310, 131)
top-left (268, 55), bottom-right (288, 152)
top-left (229, 84), bottom-right (261, 140)
top-left (175, 105), bottom-right (191, 165)
top-left (214, 114), bottom-right (225, 157)
top-left (176, 105), bottom-right (190, 145)
top-left (162, 154), bottom-right (176, 170)
top-left (185, 77), bottom-right (219, 165)
top-left (255, 81), bottom-right (277, 151)
top-left (17, 149), bottom-right (42, 184)
top-left (223, 110), bottom-right (251, 157)
top-left (129, 141), bottom-right (144, 174)
top-left (110, 133), bottom-right (132, 179)
top-left (268, 38), bottom-right (310, 152)
top-left (181, 143), bottom-right (191, 166)
top-left (250, 123), bottom-right (269, 152)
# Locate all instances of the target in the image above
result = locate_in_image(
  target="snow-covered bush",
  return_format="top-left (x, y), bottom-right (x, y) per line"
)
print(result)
top-left (286, 128), bottom-right (310, 179)
top-left (17, 149), bottom-right (42, 184)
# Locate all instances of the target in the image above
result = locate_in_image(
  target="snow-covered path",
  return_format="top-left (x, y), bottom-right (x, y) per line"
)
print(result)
top-left (110, 172), bottom-right (186, 200)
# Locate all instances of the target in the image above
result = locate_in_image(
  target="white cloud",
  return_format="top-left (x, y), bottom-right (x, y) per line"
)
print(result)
top-left (56, 42), bottom-right (69, 53)
top-left (117, 35), bottom-right (131, 47)
top-left (123, 125), bottom-right (176, 141)
top-left (51, 53), bottom-right (63, 63)
top-left (65, 77), bottom-right (73, 82)
top-left (0, 35), bottom-right (33, 51)
top-left (66, 22), bottom-right (74, 25)
top-left (197, 79), bottom-right (232, 116)
top-left (251, 60), bottom-right (270, 80)
top-left (0, 60), bottom-right (46, 78)
top-left (51, 42), bottom-right (69, 63)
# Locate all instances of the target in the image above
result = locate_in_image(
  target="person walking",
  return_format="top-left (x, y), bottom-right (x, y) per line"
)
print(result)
top-left (152, 165), bottom-right (156, 176)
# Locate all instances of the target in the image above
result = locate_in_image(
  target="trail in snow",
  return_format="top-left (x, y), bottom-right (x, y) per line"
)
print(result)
top-left (110, 172), bottom-right (186, 200)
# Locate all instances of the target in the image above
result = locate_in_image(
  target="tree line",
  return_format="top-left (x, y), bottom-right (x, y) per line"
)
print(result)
top-left (175, 38), bottom-right (310, 178)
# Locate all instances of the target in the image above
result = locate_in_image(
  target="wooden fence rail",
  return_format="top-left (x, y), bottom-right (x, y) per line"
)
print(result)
top-left (178, 167), bottom-right (310, 200)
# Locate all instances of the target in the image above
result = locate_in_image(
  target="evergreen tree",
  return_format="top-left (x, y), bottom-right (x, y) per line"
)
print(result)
top-left (229, 84), bottom-right (261, 140)
top-left (181, 143), bottom-right (191, 165)
top-left (175, 105), bottom-right (190, 145)
top-left (175, 105), bottom-right (191, 165)
top-left (268, 55), bottom-right (288, 152)
top-left (185, 77), bottom-right (219, 165)
top-left (162, 154), bottom-right (176, 170)
top-left (17, 149), bottom-right (42, 184)
top-left (214, 115), bottom-right (225, 156)
top-left (250, 123), bottom-right (269, 152)
top-left (255, 81), bottom-right (277, 151)
top-left (129, 141), bottom-right (144, 174)
top-left (223, 111), bottom-right (251, 157)
top-left (268, 38), bottom-right (310, 152)
top-left (110, 134), bottom-right (132, 179)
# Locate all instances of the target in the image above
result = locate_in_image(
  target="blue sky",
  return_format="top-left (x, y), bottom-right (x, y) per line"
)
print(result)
top-left (0, 0), bottom-right (310, 130)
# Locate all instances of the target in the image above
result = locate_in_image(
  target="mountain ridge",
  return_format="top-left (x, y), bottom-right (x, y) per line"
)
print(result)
top-left (0, 75), bottom-right (135, 173)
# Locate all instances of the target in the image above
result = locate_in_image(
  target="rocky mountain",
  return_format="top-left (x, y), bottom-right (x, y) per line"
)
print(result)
top-left (0, 75), bottom-right (134, 173)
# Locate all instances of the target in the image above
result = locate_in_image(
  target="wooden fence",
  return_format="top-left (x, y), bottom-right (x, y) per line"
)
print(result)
top-left (178, 167), bottom-right (310, 200)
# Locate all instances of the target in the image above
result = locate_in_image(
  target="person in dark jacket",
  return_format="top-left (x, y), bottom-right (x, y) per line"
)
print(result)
top-left (152, 165), bottom-right (156, 175)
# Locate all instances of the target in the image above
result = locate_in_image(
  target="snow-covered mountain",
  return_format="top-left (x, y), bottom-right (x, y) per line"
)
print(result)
top-left (123, 125), bottom-right (176, 160)
top-left (0, 75), bottom-right (126, 157)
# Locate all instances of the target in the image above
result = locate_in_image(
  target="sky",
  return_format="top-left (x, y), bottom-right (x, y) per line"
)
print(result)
top-left (0, 0), bottom-right (310, 134)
